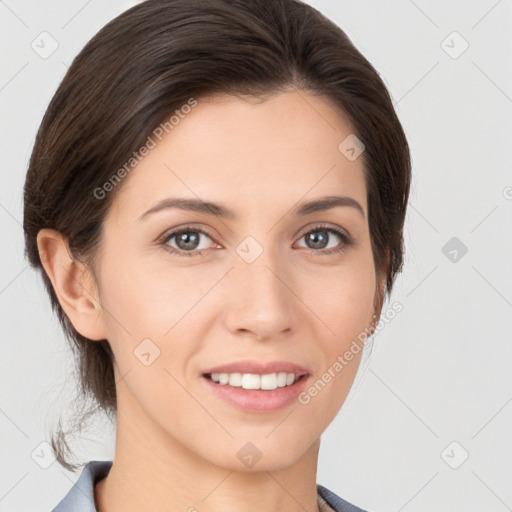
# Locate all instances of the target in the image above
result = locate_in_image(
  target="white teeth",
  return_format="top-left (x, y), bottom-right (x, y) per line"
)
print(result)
top-left (209, 372), bottom-right (299, 390)
top-left (276, 372), bottom-right (287, 387)
top-left (260, 373), bottom-right (277, 390)
top-left (242, 373), bottom-right (261, 389)
top-left (228, 373), bottom-right (242, 387)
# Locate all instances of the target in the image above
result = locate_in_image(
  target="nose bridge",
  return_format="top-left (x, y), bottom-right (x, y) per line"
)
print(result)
top-left (224, 241), bottom-right (296, 338)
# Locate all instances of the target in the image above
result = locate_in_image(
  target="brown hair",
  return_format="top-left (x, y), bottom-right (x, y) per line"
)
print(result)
top-left (23, 0), bottom-right (411, 470)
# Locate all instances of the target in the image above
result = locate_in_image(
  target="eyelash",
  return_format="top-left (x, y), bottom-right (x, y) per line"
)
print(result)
top-left (159, 223), bottom-right (354, 258)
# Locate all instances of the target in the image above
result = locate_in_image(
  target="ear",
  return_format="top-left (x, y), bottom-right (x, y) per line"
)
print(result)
top-left (371, 254), bottom-right (389, 333)
top-left (36, 228), bottom-right (108, 341)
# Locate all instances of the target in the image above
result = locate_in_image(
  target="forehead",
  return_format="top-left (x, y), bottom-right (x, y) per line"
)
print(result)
top-left (109, 91), bottom-right (367, 222)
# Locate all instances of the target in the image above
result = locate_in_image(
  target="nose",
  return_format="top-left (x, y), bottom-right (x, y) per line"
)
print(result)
top-left (223, 252), bottom-right (297, 341)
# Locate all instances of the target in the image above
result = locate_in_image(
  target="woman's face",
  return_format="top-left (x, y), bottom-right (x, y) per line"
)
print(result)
top-left (92, 90), bottom-right (382, 471)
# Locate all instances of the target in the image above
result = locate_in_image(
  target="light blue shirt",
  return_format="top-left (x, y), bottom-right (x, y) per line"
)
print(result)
top-left (51, 460), bottom-right (368, 512)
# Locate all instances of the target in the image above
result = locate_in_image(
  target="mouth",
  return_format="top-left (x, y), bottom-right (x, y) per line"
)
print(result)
top-left (200, 370), bottom-right (311, 413)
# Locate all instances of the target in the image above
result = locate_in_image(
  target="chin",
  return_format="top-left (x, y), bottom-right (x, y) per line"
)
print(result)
top-left (202, 434), bottom-right (316, 473)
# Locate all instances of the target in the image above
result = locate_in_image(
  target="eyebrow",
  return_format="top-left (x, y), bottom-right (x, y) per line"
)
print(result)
top-left (137, 194), bottom-right (365, 221)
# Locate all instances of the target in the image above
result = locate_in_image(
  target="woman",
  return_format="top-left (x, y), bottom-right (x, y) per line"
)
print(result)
top-left (23, 0), bottom-right (411, 511)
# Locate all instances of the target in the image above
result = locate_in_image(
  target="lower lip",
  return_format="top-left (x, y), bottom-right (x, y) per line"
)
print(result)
top-left (201, 374), bottom-right (310, 413)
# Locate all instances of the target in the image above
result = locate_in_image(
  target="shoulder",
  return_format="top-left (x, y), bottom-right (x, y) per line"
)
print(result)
top-left (317, 483), bottom-right (370, 512)
top-left (51, 460), bottom-right (113, 512)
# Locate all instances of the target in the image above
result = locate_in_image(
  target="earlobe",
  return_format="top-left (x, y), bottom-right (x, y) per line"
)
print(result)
top-left (36, 228), bottom-right (107, 341)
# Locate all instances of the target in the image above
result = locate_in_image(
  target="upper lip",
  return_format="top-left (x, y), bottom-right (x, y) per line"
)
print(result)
top-left (202, 360), bottom-right (310, 376)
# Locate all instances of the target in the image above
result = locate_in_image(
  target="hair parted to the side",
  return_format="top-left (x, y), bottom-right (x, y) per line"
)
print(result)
top-left (23, 0), bottom-right (411, 471)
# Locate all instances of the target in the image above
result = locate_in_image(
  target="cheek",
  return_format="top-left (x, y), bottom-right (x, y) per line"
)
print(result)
top-left (296, 272), bottom-right (373, 424)
top-left (97, 247), bottom-right (197, 336)
top-left (301, 256), bottom-right (375, 395)
top-left (306, 259), bottom-right (376, 341)
top-left (96, 248), bottom-right (217, 382)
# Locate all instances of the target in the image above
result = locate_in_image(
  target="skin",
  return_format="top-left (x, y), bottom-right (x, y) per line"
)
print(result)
top-left (38, 90), bottom-right (385, 512)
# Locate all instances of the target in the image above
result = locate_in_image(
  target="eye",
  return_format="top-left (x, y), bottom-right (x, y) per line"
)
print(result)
top-left (160, 226), bottom-right (216, 257)
top-left (295, 224), bottom-right (354, 255)
top-left (159, 223), bottom-right (354, 258)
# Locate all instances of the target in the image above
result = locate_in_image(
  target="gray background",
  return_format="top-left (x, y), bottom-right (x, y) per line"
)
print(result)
top-left (1, 0), bottom-right (511, 511)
